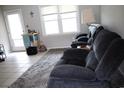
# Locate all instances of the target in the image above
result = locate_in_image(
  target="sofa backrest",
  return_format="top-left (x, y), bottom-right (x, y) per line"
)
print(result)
top-left (95, 38), bottom-right (124, 81)
top-left (93, 30), bottom-right (121, 62)
top-left (86, 30), bottom-right (121, 71)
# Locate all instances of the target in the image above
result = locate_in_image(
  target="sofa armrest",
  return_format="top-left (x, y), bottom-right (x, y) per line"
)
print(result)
top-left (50, 65), bottom-right (96, 80)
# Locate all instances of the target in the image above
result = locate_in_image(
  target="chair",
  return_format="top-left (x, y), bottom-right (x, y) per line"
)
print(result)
top-left (47, 30), bottom-right (124, 88)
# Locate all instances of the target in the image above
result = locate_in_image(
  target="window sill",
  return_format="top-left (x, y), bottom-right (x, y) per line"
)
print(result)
top-left (42, 32), bottom-right (79, 37)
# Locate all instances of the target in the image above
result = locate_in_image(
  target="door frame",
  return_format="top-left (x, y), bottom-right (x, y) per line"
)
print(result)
top-left (4, 9), bottom-right (25, 52)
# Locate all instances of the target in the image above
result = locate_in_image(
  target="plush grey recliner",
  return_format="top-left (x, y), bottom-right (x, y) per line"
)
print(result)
top-left (47, 30), bottom-right (124, 88)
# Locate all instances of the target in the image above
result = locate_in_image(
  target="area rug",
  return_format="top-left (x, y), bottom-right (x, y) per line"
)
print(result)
top-left (9, 49), bottom-right (65, 88)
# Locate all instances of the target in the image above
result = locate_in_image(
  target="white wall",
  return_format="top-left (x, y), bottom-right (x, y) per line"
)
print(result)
top-left (2, 5), bottom-right (101, 49)
top-left (79, 5), bottom-right (101, 33)
top-left (101, 5), bottom-right (124, 74)
top-left (2, 5), bottom-right (42, 36)
top-left (43, 5), bottom-right (101, 48)
top-left (0, 7), bottom-right (10, 54)
top-left (101, 5), bottom-right (124, 38)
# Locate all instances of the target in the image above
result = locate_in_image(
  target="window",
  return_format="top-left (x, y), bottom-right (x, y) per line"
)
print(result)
top-left (40, 5), bottom-right (78, 35)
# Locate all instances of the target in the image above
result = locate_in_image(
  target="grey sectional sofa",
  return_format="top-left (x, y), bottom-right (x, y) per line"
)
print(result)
top-left (47, 29), bottom-right (124, 88)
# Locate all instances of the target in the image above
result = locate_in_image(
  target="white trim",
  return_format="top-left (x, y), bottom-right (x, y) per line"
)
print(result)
top-left (41, 30), bottom-right (78, 37)
top-left (76, 6), bottom-right (81, 32)
top-left (4, 11), bottom-right (13, 52)
top-left (39, 6), bottom-right (47, 36)
top-left (57, 6), bottom-right (63, 34)
top-left (40, 5), bottom-right (79, 36)
top-left (42, 11), bottom-right (77, 16)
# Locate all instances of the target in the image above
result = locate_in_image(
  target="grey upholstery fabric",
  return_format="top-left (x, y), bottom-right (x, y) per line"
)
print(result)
top-left (85, 30), bottom-right (121, 70)
top-left (93, 30), bottom-right (121, 61)
top-left (95, 38), bottom-right (124, 80)
top-left (47, 30), bottom-right (124, 88)
top-left (85, 51), bottom-right (98, 71)
top-left (60, 48), bottom-right (89, 66)
top-left (62, 48), bottom-right (89, 60)
top-left (61, 30), bottom-right (121, 68)
top-left (57, 59), bottom-right (86, 66)
top-left (50, 65), bottom-right (96, 80)
top-left (48, 78), bottom-right (109, 88)
top-left (110, 69), bottom-right (124, 87)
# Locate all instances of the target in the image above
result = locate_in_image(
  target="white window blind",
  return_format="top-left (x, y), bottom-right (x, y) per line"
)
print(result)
top-left (41, 6), bottom-right (57, 15)
top-left (41, 5), bottom-right (78, 35)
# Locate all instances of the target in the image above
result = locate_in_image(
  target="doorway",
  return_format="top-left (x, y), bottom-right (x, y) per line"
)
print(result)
top-left (4, 9), bottom-right (25, 51)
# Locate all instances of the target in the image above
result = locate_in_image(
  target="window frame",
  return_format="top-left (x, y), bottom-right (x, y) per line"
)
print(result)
top-left (40, 5), bottom-right (80, 36)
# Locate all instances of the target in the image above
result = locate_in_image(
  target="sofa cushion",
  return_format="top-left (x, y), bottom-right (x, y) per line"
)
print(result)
top-left (109, 69), bottom-right (124, 87)
top-left (61, 48), bottom-right (89, 66)
top-left (56, 59), bottom-right (86, 66)
top-left (50, 65), bottom-right (96, 81)
top-left (48, 77), bottom-right (109, 88)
